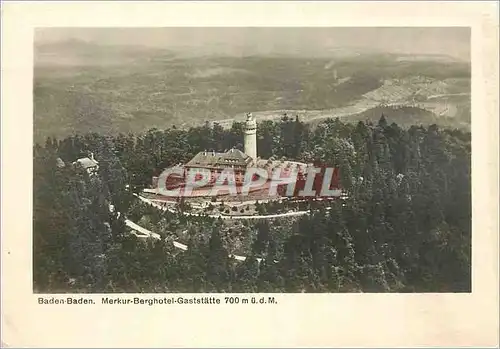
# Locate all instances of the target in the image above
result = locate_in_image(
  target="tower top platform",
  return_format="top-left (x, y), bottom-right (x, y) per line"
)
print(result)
top-left (245, 113), bottom-right (257, 131)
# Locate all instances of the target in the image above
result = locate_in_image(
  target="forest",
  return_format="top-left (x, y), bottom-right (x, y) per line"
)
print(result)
top-left (33, 115), bottom-right (471, 293)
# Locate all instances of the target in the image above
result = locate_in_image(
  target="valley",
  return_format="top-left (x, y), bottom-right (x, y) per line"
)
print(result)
top-left (34, 40), bottom-right (470, 142)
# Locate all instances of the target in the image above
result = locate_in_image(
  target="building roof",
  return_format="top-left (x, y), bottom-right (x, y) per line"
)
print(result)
top-left (185, 149), bottom-right (251, 169)
top-left (74, 157), bottom-right (99, 169)
top-left (56, 158), bottom-right (66, 168)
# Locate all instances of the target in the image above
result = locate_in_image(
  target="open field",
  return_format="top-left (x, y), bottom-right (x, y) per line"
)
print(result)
top-left (34, 40), bottom-right (471, 142)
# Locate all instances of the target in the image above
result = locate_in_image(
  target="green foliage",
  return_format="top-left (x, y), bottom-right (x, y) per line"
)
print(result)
top-left (33, 115), bottom-right (471, 293)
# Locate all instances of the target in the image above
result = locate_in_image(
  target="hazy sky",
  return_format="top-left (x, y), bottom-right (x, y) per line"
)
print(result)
top-left (36, 27), bottom-right (470, 61)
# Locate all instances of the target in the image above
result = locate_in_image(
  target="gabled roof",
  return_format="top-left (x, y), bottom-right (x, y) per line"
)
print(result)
top-left (56, 158), bottom-right (66, 168)
top-left (186, 149), bottom-right (251, 168)
top-left (74, 157), bottom-right (99, 169)
top-left (223, 148), bottom-right (248, 161)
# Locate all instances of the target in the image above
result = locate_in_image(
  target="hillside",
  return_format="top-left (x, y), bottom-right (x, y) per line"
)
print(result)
top-left (33, 116), bottom-right (472, 293)
top-left (347, 106), bottom-right (445, 127)
top-left (34, 41), bottom-right (471, 142)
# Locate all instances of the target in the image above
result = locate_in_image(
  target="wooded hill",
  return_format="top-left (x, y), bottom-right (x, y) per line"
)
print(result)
top-left (34, 115), bottom-right (471, 293)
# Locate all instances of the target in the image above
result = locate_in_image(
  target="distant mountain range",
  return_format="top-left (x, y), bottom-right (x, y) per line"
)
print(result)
top-left (34, 39), bottom-right (465, 65)
top-left (33, 39), bottom-right (471, 142)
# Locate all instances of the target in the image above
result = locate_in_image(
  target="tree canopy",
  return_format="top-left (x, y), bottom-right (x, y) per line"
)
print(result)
top-left (33, 115), bottom-right (471, 293)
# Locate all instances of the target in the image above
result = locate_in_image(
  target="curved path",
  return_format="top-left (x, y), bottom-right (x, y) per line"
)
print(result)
top-left (426, 92), bottom-right (470, 100)
top-left (125, 193), bottom-right (336, 263)
top-left (124, 218), bottom-right (261, 262)
top-left (134, 193), bottom-right (313, 220)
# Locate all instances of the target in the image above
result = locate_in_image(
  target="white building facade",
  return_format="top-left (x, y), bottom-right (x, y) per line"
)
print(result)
top-left (243, 113), bottom-right (257, 161)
